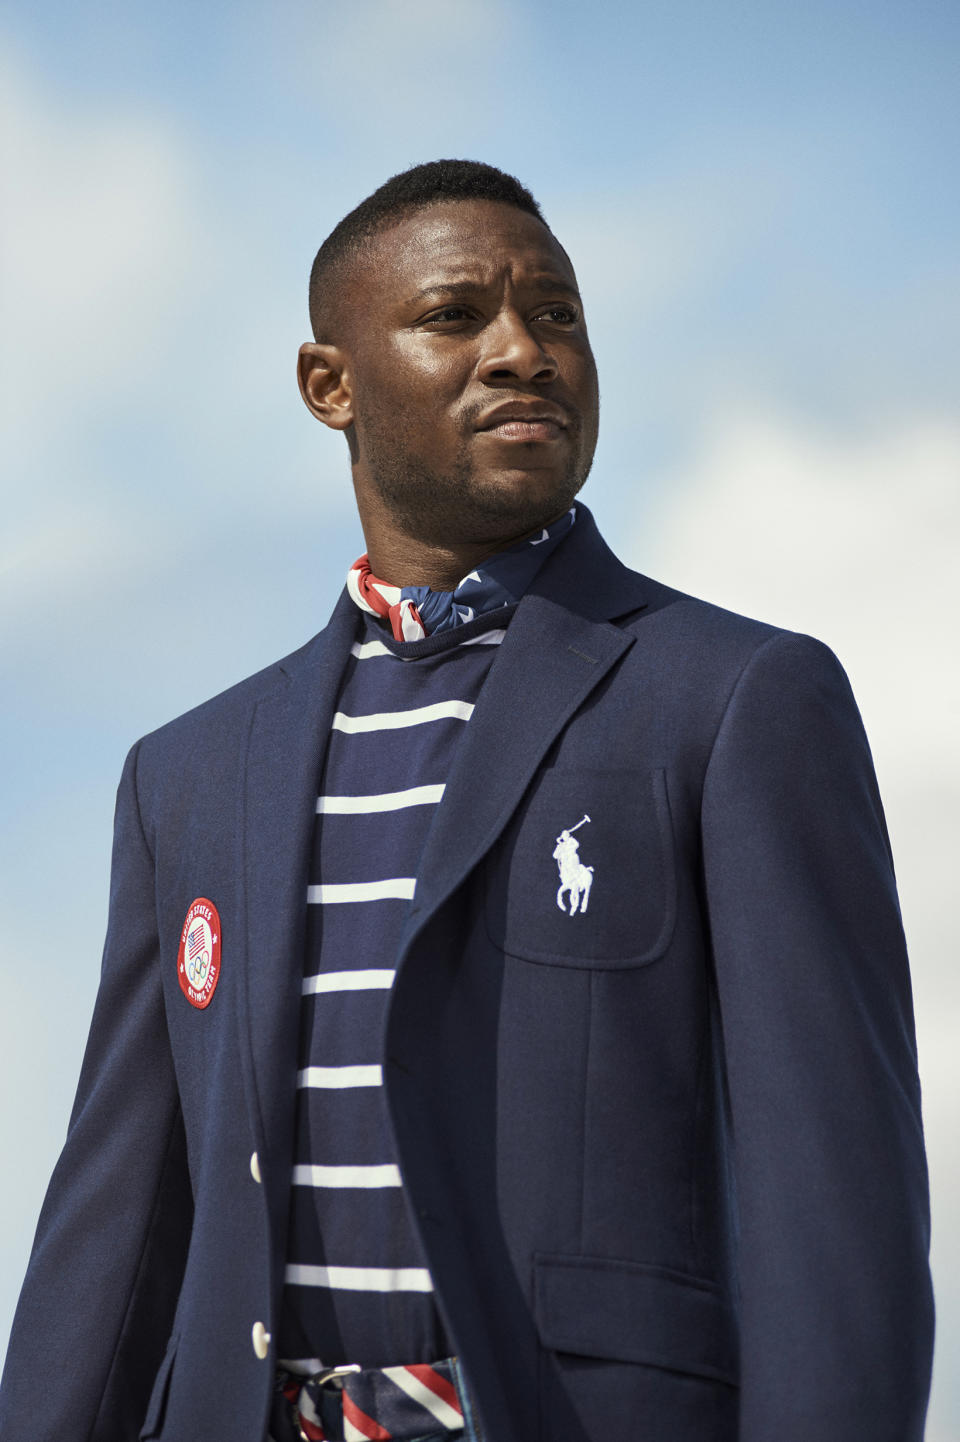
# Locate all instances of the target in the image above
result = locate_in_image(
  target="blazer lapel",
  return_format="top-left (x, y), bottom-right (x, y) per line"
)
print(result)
top-left (235, 593), bottom-right (358, 1217)
top-left (399, 507), bottom-right (650, 950)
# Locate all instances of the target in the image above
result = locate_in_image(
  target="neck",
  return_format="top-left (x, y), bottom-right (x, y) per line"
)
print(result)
top-left (364, 534), bottom-right (501, 591)
top-left (356, 490), bottom-right (567, 591)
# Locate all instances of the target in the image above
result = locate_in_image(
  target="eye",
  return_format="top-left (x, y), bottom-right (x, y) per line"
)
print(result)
top-left (534, 304), bottom-right (579, 325)
top-left (422, 305), bottom-right (475, 326)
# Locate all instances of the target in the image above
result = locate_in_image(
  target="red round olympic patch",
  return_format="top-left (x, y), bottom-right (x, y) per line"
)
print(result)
top-left (177, 897), bottom-right (222, 1009)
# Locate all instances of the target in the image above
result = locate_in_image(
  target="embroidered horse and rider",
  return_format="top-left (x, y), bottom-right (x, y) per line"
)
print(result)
top-left (553, 814), bottom-right (593, 915)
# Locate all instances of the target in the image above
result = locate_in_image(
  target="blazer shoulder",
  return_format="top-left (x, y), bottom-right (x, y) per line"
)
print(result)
top-left (614, 567), bottom-right (855, 716)
top-left (132, 621), bottom-right (339, 777)
top-left (619, 567), bottom-right (786, 654)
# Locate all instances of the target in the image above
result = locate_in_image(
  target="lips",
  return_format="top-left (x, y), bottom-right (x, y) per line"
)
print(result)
top-left (475, 401), bottom-right (571, 443)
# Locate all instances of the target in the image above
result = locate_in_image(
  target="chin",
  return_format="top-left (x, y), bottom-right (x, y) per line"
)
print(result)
top-left (366, 448), bottom-right (591, 548)
top-left (457, 473), bottom-right (582, 528)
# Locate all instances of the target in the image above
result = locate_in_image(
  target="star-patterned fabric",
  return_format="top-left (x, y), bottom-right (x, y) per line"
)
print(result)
top-left (346, 506), bottom-right (577, 640)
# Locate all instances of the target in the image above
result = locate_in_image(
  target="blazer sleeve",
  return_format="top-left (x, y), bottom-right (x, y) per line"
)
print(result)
top-left (0, 741), bottom-right (193, 1442)
top-left (700, 631), bottom-right (934, 1442)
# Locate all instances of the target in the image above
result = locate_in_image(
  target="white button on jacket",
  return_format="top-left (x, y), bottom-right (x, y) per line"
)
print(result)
top-left (251, 1321), bottom-right (270, 1360)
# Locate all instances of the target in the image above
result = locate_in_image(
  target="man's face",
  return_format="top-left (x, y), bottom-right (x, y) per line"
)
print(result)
top-left (333, 198), bottom-right (600, 549)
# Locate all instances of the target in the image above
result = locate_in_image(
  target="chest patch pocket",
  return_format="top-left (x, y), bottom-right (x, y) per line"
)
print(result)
top-left (485, 767), bottom-right (676, 968)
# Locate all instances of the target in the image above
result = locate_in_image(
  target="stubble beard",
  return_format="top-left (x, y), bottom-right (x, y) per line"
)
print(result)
top-left (356, 416), bottom-right (596, 552)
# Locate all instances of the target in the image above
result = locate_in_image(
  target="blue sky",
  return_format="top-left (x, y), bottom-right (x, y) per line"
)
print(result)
top-left (2, 1), bottom-right (958, 1432)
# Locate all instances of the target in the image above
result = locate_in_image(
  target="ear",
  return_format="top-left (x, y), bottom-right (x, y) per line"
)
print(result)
top-left (297, 342), bottom-right (354, 430)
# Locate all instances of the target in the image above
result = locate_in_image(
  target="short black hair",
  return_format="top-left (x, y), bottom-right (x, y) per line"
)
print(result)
top-left (308, 159), bottom-right (547, 342)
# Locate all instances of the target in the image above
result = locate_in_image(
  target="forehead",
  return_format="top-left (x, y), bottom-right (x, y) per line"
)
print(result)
top-left (356, 199), bottom-right (578, 303)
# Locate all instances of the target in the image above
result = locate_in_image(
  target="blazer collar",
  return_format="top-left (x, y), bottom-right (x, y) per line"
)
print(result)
top-left (531, 501), bottom-right (649, 622)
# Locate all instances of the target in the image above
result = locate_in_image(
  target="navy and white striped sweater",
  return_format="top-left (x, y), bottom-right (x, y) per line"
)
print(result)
top-left (278, 607), bottom-right (515, 1372)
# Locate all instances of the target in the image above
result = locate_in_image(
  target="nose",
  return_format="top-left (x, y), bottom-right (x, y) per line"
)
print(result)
top-left (478, 307), bottom-right (557, 385)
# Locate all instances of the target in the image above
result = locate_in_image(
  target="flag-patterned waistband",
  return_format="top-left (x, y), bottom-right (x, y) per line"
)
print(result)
top-left (272, 1358), bottom-right (467, 1441)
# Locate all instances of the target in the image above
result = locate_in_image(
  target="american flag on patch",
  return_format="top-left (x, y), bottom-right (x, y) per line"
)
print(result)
top-left (187, 926), bottom-right (206, 961)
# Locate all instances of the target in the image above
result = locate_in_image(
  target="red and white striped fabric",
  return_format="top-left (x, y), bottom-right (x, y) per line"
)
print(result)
top-left (276, 1359), bottom-right (465, 1440)
top-left (347, 558), bottom-right (427, 642)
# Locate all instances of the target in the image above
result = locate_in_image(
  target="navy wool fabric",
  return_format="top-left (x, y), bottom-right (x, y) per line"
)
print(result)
top-left (279, 609), bottom-right (512, 1370)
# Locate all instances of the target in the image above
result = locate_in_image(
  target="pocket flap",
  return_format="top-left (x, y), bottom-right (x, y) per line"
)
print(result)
top-left (534, 1254), bottom-right (738, 1384)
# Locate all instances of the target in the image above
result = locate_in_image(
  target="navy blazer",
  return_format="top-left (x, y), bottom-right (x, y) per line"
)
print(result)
top-left (0, 508), bottom-right (934, 1442)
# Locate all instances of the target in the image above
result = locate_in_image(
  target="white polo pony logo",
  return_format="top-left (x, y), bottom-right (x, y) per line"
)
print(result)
top-left (553, 814), bottom-right (594, 915)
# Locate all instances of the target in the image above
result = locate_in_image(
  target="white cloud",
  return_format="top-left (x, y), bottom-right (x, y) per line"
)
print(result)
top-left (0, 509), bottom-right (149, 622)
top-left (0, 43), bottom-right (205, 436)
top-left (0, 41), bottom-right (342, 650)
top-left (292, 0), bottom-right (516, 148)
top-left (0, 41), bottom-right (213, 649)
top-left (637, 410), bottom-right (959, 767)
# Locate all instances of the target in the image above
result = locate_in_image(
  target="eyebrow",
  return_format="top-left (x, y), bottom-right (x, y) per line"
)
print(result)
top-left (405, 275), bottom-right (582, 305)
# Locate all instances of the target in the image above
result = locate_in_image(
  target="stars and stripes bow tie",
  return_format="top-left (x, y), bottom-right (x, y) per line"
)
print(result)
top-left (346, 506), bottom-right (577, 641)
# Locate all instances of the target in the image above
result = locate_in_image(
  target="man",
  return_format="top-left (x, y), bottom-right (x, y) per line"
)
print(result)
top-left (0, 160), bottom-right (934, 1442)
